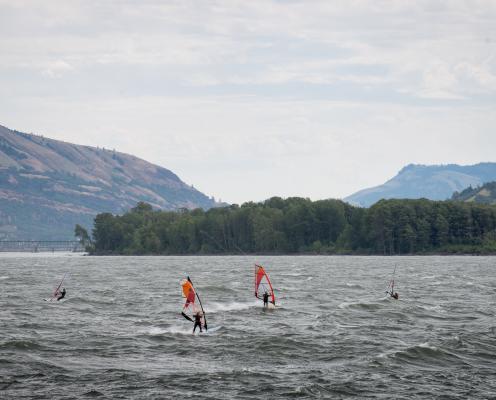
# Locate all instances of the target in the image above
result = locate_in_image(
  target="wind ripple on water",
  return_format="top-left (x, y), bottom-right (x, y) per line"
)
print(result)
top-left (1, 255), bottom-right (495, 398)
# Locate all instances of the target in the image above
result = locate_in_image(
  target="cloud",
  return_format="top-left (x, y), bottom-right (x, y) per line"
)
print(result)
top-left (40, 60), bottom-right (74, 78)
top-left (1, 1), bottom-right (495, 98)
top-left (0, 0), bottom-right (495, 203)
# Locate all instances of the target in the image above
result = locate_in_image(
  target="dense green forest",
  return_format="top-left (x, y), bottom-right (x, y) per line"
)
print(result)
top-left (79, 197), bottom-right (496, 255)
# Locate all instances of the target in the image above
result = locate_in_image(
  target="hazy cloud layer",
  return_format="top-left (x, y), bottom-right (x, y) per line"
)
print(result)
top-left (1, 1), bottom-right (495, 203)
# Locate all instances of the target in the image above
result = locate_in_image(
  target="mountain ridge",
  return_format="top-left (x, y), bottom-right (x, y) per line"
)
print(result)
top-left (0, 124), bottom-right (220, 239)
top-left (345, 162), bottom-right (496, 207)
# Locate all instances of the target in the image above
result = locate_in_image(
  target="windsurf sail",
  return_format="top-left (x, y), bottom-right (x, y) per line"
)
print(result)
top-left (50, 272), bottom-right (68, 301)
top-left (180, 276), bottom-right (207, 330)
top-left (385, 265), bottom-right (397, 295)
top-left (254, 264), bottom-right (275, 305)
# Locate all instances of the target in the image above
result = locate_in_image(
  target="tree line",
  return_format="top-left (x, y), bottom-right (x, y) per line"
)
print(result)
top-left (76, 197), bottom-right (496, 255)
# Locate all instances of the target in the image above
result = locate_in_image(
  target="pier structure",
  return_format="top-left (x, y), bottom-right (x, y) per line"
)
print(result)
top-left (0, 241), bottom-right (85, 252)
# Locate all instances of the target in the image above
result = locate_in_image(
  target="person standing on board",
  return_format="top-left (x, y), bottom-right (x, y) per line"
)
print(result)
top-left (386, 266), bottom-right (399, 300)
top-left (57, 288), bottom-right (66, 301)
top-left (263, 291), bottom-right (269, 308)
top-left (193, 311), bottom-right (203, 333)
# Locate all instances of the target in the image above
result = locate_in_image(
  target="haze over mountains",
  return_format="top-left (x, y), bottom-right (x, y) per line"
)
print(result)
top-left (0, 125), bottom-right (219, 240)
top-left (345, 163), bottom-right (496, 207)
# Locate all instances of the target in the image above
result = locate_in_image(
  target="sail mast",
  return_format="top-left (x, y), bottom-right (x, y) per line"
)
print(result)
top-left (51, 272), bottom-right (68, 300)
top-left (188, 277), bottom-right (207, 330)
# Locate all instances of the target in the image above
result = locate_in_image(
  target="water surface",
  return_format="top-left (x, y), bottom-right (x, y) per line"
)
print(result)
top-left (1, 255), bottom-right (495, 399)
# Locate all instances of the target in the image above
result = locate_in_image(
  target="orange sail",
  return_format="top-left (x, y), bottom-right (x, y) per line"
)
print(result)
top-left (254, 264), bottom-right (275, 305)
top-left (180, 276), bottom-right (207, 329)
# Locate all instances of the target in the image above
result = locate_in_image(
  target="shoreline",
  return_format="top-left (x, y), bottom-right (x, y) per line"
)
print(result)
top-left (1, 251), bottom-right (493, 257)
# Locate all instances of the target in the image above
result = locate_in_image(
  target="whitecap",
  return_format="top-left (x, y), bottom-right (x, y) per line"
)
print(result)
top-left (146, 326), bottom-right (192, 336)
top-left (206, 301), bottom-right (259, 313)
top-left (338, 302), bottom-right (349, 309)
top-left (345, 282), bottom-right (362, 288)
top-left (418, 342), bottom-right (438, 351)
top-left (279, 286), bottom-right (298, 291)
top-left (417, 304), bottom-right (444, 313)
top-left (148, 327), bottom-right (168, 335)
top-left (281, 272), bottom-right (304, 277)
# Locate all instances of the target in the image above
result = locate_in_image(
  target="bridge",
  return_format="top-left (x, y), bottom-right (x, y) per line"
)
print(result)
top-left (0, 241), bottom-right (85, 252)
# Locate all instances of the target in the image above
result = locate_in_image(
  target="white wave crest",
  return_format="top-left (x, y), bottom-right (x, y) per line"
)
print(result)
top-left (417, 304), bottom-right (444, 313)
top-left (146, 326), bottom-right (192, 336)
top-left (145, 325), bottom-right (221, 336)
top-left (206, 301), bottom-right (259, 313)
top-left (418, 342), bottom-right (438, 351)
top-left (281, 272), bottom-right (304, 277)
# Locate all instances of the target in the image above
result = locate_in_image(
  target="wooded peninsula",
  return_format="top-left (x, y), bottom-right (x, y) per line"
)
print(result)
top-left (78, 197), bottom-right (496, 255)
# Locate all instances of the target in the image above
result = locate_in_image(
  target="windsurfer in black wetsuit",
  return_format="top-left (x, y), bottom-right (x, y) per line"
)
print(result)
top-left (57, 288), bottom-right (66, 301)
top-left (193, 311), bottom-right (203, 333)
top-left (391, 292), bottom-right (399, 300)
top-left (263, 291), bottom-right (269, 308)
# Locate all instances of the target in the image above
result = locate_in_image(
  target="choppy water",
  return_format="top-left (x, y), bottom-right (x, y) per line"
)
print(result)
top-left (1, 255), bottom-right (495, 399)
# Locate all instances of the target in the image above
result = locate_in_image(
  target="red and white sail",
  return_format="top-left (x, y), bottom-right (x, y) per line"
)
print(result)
top-left (254, 264), bottom-right (275, 305)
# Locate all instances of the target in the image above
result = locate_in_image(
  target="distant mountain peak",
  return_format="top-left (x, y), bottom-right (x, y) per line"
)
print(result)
top-left (345, 162), bottom-right (496, 207)
top-left (397, 163), bottom-right (422, 173)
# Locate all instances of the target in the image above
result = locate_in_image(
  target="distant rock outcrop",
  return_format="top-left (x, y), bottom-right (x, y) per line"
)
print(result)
top-left (451, 181), bottom-right (496, 205)
top-left (345, 163), bottom-right (496, 207)
top-left (0, 124), bottom-right (221, 239)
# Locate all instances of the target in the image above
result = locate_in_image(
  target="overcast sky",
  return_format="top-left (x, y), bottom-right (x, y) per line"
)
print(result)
top-left (1, 1), bottom-right (495, 204)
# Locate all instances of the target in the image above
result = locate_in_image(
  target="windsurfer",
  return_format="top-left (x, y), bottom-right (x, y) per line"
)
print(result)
top-left (255, 265), bottom-right (275, 308)
top-left (263, 291), bottom-right (269, 308)
top-left (57, 288), bottom-right (66, 301)
top-left (386, 266), bottom-right (399, 300)
top-left (193, 311), bottom-right (203, 333)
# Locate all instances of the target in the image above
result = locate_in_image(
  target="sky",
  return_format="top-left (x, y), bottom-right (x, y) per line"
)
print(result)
top-left (1, 0), bottom-right (495, 204)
